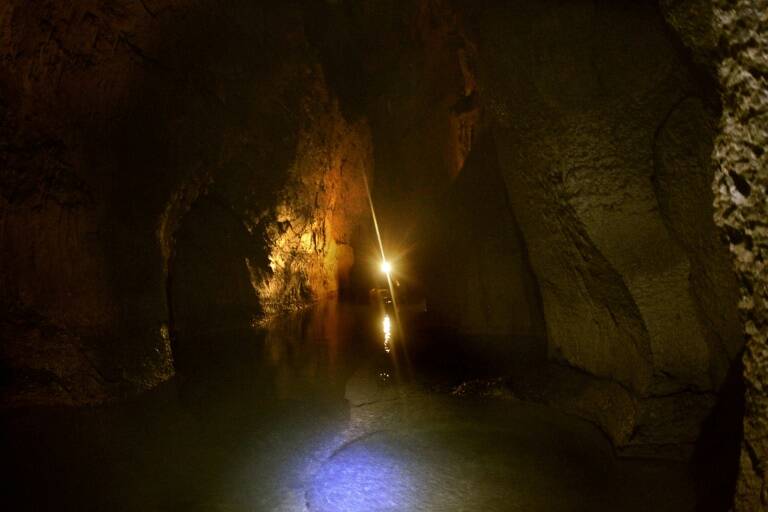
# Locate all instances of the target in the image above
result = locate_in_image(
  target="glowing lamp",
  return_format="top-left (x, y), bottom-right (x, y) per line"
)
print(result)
top-left (380, 260), bottom-right (392, 275)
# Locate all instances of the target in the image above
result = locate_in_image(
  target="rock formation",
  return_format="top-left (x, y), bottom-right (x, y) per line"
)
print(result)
top-left (0, 1), bottom-right (371, 405)
top-left (1, 1), bottom-right (765, 508)
top-left (712, 0), bottom-right (768, 508)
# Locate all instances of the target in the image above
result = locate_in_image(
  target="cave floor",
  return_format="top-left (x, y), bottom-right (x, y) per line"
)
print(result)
top-left (3, 302), bottom-right (695, 511)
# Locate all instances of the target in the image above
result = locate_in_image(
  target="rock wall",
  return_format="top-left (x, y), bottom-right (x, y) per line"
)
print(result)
top-left (1, 0), bottom-right (178, 406)
top-left (712, 1), bottom-right (768, 509)
top-left (426, 132), bottom-right (546, 348)
top-left (256, 102), bottom-right (371, 316)
top-left (0, 1), bottom-right (371, 406)
top-left (455, 0), bottom-right (742, 458)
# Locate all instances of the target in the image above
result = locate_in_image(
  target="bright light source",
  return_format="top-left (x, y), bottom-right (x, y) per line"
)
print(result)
top-left (380, 260), bottom-right (392, 274)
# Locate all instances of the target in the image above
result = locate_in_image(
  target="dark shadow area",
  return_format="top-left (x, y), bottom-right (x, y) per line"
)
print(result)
top-left (169, 194), bottom-right (266, 384)
top-left (692, 358), bottom-right (745, 511)
top-left (0, 301), bottom-right (707, 511)
top-left (404, 313), bottom-right (547, 387)
top-left (2, 303), bottom-right (367, 511)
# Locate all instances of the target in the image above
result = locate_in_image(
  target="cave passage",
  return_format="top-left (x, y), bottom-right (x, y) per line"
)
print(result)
top-left (4, 301), bottom-right (695, 512)
top-left (2, 0), bottom-right (763, 510)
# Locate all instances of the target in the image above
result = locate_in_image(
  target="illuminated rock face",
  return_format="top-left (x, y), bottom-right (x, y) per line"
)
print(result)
top-left (256, 106), bottom-right (371, 316)
top-left (711, 1), bottom-right (768, 509)
top-left (0, 1), bottom-right (371, 405)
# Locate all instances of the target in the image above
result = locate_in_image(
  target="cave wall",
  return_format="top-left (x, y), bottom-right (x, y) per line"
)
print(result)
top-left (1, 0), bottom-right (178, 406)
top-left (465, 0), bottom-right (742, 456)
top-left (712, 1), bottom-right (768, 509)
top-left (426, 132), bottom-right (546, 347)
top-left (0, 0), bottom-right (371, 406)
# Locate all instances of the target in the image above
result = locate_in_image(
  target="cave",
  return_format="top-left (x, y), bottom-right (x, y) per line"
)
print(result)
top-left (2, 1), bottom-right (766, 511)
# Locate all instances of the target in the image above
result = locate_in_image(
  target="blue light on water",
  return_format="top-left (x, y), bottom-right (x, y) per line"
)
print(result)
top-left (307, 439), bottom-right (417, 512)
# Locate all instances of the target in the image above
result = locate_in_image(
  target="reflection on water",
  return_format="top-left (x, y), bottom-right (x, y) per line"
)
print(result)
top-left (2, 300), bottom-right (697, 512)
top-left (382, 314), bottom-right (392, 354)
top-left (3, 301), bottom-right (372, 512)
top-left (261, 299), bottom-right (345, 402)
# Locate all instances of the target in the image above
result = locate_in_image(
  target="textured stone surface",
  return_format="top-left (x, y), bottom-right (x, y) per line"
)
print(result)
top-left (257, 104), bottom-right (371, 315)
top-left (654, 96), bottom-right (744, 383)
top-left (0, 1), bottom-right (371, 405)
top-left (712, 1), bottom-right (768, 508)
top-left (660, 0), bottom-right (719, 70)
top-left (0, 3), bottom-right (753, 502)
top-left (470, 0), bottom-right (741, 456)
top-left (426, 132), bottom-right (546, 344)
top-left (1, 0), bottom-right (179, 405)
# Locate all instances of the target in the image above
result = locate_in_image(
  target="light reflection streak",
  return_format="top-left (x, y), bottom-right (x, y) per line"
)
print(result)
top-left (382, 314), bottom-right (392, 353)
top-left (360, 170), bottom-right (411, 375)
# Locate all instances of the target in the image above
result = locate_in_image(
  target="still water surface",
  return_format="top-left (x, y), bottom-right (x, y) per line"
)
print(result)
top-left (4, 301), bottom-right (694, 511)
